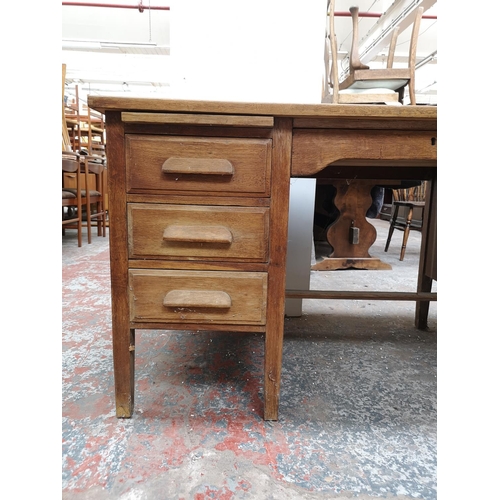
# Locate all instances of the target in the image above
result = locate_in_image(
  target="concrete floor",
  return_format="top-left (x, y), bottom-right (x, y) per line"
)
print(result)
top-left (62, 218), bottom-right (437, 499)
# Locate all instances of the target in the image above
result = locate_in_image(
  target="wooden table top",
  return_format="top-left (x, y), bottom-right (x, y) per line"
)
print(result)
top-left (87, 96), bottom-right (437, 122)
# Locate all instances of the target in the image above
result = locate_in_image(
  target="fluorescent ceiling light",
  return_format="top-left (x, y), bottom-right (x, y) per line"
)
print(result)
top-left (100, 41), bottom-right (157, 48)
top-left (62, 40), bottom-right (101, 49)
top-left (62, 39), bottom-right (160, 49)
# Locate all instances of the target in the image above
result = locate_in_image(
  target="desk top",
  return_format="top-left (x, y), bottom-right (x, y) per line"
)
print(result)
top-left (88, 96), bottom-right (437, 122)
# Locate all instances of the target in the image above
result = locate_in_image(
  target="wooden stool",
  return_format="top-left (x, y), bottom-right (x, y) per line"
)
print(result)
top-left (384, 201), bottom-right (425, 261)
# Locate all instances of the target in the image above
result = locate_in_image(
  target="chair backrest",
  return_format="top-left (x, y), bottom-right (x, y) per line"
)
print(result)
top-left (407, 7), bottom-right (424, 96)
top-left (62, 64), bottom-right (73, 151)
top-left (393, 181), bottom-right (427, 202)
top-left (85, 105), bottom-right (105, 155)
top-left (89, 143), bottom-right (106, 163)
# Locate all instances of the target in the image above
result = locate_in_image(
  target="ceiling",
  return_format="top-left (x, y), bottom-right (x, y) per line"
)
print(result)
top-left (62, 0), bottom-right (437, 105)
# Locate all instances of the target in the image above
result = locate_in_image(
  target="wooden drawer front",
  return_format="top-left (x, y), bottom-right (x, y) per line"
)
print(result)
top-left (128, 204), bottom-right (269, 261)
top-left (129, 270), bottom-right (267, 325)
top-left (126, 135), bottom-right (272, 196)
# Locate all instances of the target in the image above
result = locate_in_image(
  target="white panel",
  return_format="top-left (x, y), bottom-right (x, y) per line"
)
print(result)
top-left (285, 178), bottom-right (317, 317)
top-left (169, 0), bottom-right (326, 103)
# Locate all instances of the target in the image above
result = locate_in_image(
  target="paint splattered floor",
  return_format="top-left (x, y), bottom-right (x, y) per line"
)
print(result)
top-left (62, 219), bottom-right (437, 499)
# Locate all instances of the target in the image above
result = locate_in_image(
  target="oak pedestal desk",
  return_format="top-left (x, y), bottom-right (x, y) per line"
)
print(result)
top-left (88, 96), bottom-right (437, 421)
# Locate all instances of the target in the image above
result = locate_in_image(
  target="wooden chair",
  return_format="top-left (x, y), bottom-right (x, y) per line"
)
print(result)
top-left (81, 155), bottom-right (106, 243)
top-left (384, 201), bottom-right (425, 261)
top-left (89, 143), bottom-right (109, 221)
top-left (324, 0), bottom-right (393, 103)
top-left (62, 151), bottom-right (83, 247)
top-left (63, 154), bottom-right (107, 244)
top-left (384, 182), bottom-right (427, 261)
top-left (339, 5), bottom-right (424, 105)
top-left (62, 66), bottom-right (106, 245)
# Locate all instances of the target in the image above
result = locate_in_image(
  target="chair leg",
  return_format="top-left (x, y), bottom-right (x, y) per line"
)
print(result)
top-left (99, 202), bottom-right (105, 237)
top-left (384, 204), bottom-right (399, 252)
top-left (81, 160), bottom-right (93, 244)
top-left (77, 213), bottom-right (82, 247)
top-left (97, 173), bottom-right (105, 238)
top-left (96, 202), bottom-right (103, 237)
top-left (408, 78), bottom-right (416, 105)
top-left (88, 170), bottom-right (105, 239)
top-left (102, 207), bottom-right (106, 237)
top-left (86, 198), bottom-right (92, 244)
top-left (400, 205), bottom-right (414, 261)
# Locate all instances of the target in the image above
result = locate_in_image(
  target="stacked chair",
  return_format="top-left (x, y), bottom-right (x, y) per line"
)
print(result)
top-left (62, 152), bottom-right (107, 245)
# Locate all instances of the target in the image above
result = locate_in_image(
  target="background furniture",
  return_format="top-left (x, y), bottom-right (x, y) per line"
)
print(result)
top-left (63, 71), bottom-right (109, 230)
top-left (385, 200), bottom-right (425, 261)
top-left (62, 154), bottom-right (107, 244)
top-left (62, 151), bottom-right (83, 247)
top-left (341, 6), bottom-right (423, 104)
top-left (81, 155), bottom-right (106, 243)
top-left (323, 0), bottom-right (395, 104)
top-left (63, 77), bottom-right (106, 155)
top-left (63, 87), bottom-right (82, 151)
top-left (323, 1), bottom-right (424, 105)
top-left (384, 180), bottom-right (427, 260)
top-left (89, 95), bottom-right (437, 422)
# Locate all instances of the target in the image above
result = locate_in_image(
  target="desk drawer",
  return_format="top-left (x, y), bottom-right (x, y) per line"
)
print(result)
top-left (128, 204), bottom-right (269, 261)
top-left (129, 269), bottom-right (267, 325)
top-left (126, 135), bottom-right (271, 196)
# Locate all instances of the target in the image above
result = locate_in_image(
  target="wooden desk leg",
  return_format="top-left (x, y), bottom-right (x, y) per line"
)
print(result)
top-left (264, 117), bottom-right (292, 421)
top-left (114, 328), bottom-right (135, 418)
top-left (415, 178), bottom-right (437, 330)
top-left (106, 112), bottom-right (135, 417)
top-left (416, 277), bottom-right (432, 329)
top-left (312, 180), bottom-right (391, 271)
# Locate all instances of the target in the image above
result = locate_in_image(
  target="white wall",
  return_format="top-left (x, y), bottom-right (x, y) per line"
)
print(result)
top-left (169, 0), bottom-right (326, 103)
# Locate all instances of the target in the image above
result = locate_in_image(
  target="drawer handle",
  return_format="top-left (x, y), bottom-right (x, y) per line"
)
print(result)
top-left (163, 225), bottom-right (233, 244)
top-left (162, 157), bottom-right (234, 176)
top-left (163, 290), bottom-right (232, 309)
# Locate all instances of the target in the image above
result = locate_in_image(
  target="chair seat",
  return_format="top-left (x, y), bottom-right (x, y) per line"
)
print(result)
top-left (340, 76), bottom-right (410, 91)
top-left (62, 190), bottom-right (77, 200)
top-left (63, 188), bottom-right (101, 197)
top-left (392, 216), bottom-right (423, 230)
top-left (393, 200), bottom-right (425, 207)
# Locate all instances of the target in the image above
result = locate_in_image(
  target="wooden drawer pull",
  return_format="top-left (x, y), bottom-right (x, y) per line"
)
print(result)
top-left (163, 290), bottom-right (232, 309)
top-left (162, 157), bottom-right (234, 176)
top-left (163, 225), bottom-right (233, 244)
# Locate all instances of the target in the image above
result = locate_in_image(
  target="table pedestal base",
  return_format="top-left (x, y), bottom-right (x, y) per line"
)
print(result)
top-left (312, 180), bottom-right (392, 271)
top-left (312, 257), bottom-right (391, 271)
